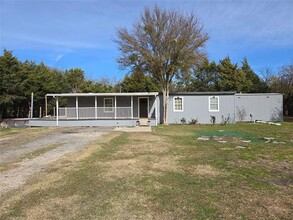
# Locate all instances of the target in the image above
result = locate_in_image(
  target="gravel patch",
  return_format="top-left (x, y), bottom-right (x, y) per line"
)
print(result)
top-left (0, 127), bottom-right (113, 196)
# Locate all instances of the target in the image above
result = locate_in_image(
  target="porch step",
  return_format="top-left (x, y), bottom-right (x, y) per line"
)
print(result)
top-left (137, 118), bottom-right (150, 126)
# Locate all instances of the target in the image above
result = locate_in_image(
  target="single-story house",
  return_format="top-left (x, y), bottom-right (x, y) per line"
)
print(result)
top-left (28, 92), bottom-right (283, 127)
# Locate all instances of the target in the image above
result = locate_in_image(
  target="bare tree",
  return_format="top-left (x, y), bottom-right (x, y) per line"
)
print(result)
top-left (260, 67), bottom-right (275, 85)
top-left (115, 6), bottom-right (208, 124)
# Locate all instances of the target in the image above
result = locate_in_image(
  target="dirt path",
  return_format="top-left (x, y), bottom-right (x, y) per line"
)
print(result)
top-left (0, 127), bottom-right (113, 196)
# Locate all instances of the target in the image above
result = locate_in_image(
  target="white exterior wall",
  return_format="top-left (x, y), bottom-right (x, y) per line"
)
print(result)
top-left (165, 94), bottom-right (236, 124)
top-left (235, 93), bottom-right (283, 122)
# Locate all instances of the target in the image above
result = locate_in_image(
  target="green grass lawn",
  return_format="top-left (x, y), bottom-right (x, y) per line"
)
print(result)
top-left (0, 123), bottom-right (292, 219)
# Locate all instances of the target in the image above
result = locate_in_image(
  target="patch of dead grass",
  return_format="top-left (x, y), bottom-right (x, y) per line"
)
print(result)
top-left (102, 155), bottom-right (182, 180)
top-left (185, 164), bottom-right (222, 177)
top-left (114, 141), bottom-right (170, 158)
top-left (113, 132), bottom-right (172, 159)
top-left (212, 186), bottom-right (293, 219)
top-left (127, 132), bottom-right (165, 142)
top-left (25, 195), bottom-right (80, 220)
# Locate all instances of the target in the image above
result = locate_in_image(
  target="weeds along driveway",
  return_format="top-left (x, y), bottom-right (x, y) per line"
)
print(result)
top-left (0, 127), bottom-right (113, 196)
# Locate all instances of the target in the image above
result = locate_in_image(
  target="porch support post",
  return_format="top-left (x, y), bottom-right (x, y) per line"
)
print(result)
top-left (155, 95), bottom-right (157, 126)
top-left (131, 96), bottom-right (133, 119)
top-left (76, 96), bottom-right (79, 119)
top-left (95, 96), bottom-right (97, 119)
top-left (114, 96), bottom-right (117, 119)
top-left (45, 95), bottom-right (48, 117)
top-left (56, 96), bottom-right (59, 127)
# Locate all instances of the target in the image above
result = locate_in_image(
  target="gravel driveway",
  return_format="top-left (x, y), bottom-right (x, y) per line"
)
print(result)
top-left (0, 127), bottom-right (113, 196)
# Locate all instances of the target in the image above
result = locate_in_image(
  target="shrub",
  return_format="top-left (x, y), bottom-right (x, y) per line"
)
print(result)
top-left (189, 118), bottom-right (198, 125)
top-left (210, 115), bottom-right (216, 125)
top-left (221, 115), bottom-right (230, 125)
top-left (180, 117), bottom-right (186, 124)
top-left (236, 106), bottom-right (247, 121)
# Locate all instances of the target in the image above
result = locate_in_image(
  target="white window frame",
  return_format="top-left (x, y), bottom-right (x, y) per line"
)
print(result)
top-left (104, 98), bottom-right (114, 112)
top-left (209, 96), bottom-right (219, 112)
top-left (173, 96), bottom-right (184, 112)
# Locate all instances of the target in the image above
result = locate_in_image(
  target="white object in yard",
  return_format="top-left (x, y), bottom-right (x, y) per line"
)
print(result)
top-left (235, 146), bottom-right (246, 149)
top-left (197, 136), bottom-right (210, 141)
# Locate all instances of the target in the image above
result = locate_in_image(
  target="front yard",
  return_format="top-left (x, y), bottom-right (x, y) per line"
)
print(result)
top-left (0, 123), bottom-right (292, 219)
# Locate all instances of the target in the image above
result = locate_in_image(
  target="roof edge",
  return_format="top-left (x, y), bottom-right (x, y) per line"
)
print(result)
top-left (46, 92), bottom-right (159, 97)
top-left (167, 91), bottom-right (236, 95)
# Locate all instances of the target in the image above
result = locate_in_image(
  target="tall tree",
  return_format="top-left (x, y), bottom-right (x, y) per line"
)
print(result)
top-left (190, 60), bottom-right (219, 92)
top-left (269, 64), bottom-right (293, 115)
top-left (81, 79), bottom-right (114, 93)
top-left (241, 57), bottom-right (268, 92)
top-left (115, 6), bottom-right (208, 124)
top-left (279, 65), bottom-right (293, 115)
top-left (120, 69), bottom-right (160, 92)
top-left (65, 68), bottom-right (85, 93)
top-left (0, 49), bottom-right (22, 118)
top-left (217, 56), bottom-right (248, 92)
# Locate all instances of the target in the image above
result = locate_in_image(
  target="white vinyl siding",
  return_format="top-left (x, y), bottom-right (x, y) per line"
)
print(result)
top-left (104, 98), bottom-right (114, 112)
top-left (173, 97), bottom-right (183, 112)
top-left (209, 96), bottom-right (219, 112)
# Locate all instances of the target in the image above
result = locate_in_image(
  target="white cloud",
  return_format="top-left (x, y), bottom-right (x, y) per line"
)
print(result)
top-left (55, 54), bottom-right (65, 62)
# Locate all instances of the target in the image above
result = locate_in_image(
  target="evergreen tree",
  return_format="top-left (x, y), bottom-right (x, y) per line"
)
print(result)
top-left (217, 56), bottom-right (248, 92)
top-left (0, 49), bottom-right (22, 118)
top-left (190, 60), bottom-right (219, 92)
top-left (241, 57), bottom-right (268, 92)
top-left (120, 69), bottom-right (160, 92)
top-left (65, 68), bottom-right (85, 93)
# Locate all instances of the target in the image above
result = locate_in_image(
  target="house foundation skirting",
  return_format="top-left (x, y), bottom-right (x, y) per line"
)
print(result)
top-left (28, 118), bottom-right (157, 127)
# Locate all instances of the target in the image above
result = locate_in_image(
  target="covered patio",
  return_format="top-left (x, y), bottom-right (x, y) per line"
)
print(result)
top-left (30, 92), bottom-right (160, 127)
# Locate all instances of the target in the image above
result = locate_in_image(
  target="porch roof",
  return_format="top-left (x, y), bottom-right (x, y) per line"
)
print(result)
top-left (46, 92), bottom-right (159, 97)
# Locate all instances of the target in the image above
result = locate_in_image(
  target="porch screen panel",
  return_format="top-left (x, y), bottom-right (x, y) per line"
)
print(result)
top-left (104, 98), bottom-right (114, 112)
top-left (116, 107), bottom-right (131, 118)
top-left (78, 107), bottom-right (95, 119)
top-left (66, 108), bottom-right (77, 119)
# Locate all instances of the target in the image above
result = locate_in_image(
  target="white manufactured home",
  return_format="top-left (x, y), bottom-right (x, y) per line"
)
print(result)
top-left (29, 92), bottom-right (283, 127)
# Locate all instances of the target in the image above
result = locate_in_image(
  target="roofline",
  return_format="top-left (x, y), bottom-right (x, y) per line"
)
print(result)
top-left (168, 91), bottom-right (236, 95)
top-left (236, 93), bottom-right (283, 96)
top-left (46, 92), bottom-right (159, 97)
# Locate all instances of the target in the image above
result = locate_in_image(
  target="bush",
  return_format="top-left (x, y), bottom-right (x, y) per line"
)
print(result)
top-left (180, 117), bottom-right (186, 124)
top-left (189, 118), bottom-right (198, 125)
top-left (210, 115), bottom-right (216, 125)
top-left (221, 115), bottom-right (230, 125)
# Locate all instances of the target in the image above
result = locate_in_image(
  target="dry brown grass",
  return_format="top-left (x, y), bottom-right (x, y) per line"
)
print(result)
top-left (186, 164), bottom-right (222, 177)
top-left (1, 124), bottom-right (292, 219)
top-left (0, 132), bottom-right (120, 218)
top-left (26, 195), bottom-right (80, 220)
top-left (212, 186), bottom-right (293, 219)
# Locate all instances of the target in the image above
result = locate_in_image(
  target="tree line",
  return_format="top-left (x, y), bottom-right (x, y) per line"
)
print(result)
top-left (1, 48), bottom-right (292, 119)
top-left (0, 49), bottom-right (114, 119)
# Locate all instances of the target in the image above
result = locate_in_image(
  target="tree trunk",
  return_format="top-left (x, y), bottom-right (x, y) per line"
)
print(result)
top-left (162, 85), bottom-right (169, 124)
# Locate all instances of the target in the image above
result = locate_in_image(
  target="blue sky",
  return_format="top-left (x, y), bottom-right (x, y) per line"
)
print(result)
top-left (1, 0), bottom-right (292, 81)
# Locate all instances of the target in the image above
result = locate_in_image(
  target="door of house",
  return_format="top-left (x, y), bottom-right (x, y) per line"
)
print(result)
top-left (139, 98), bottom-right (148, 118)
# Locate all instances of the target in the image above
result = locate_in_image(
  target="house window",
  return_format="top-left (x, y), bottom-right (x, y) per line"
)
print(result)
top-left (173, 97), bottom-right (183, 112)
top-left (104, 98), bottom-right (114, 112)
top-left (209, 96), bottom-right (219, 112)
